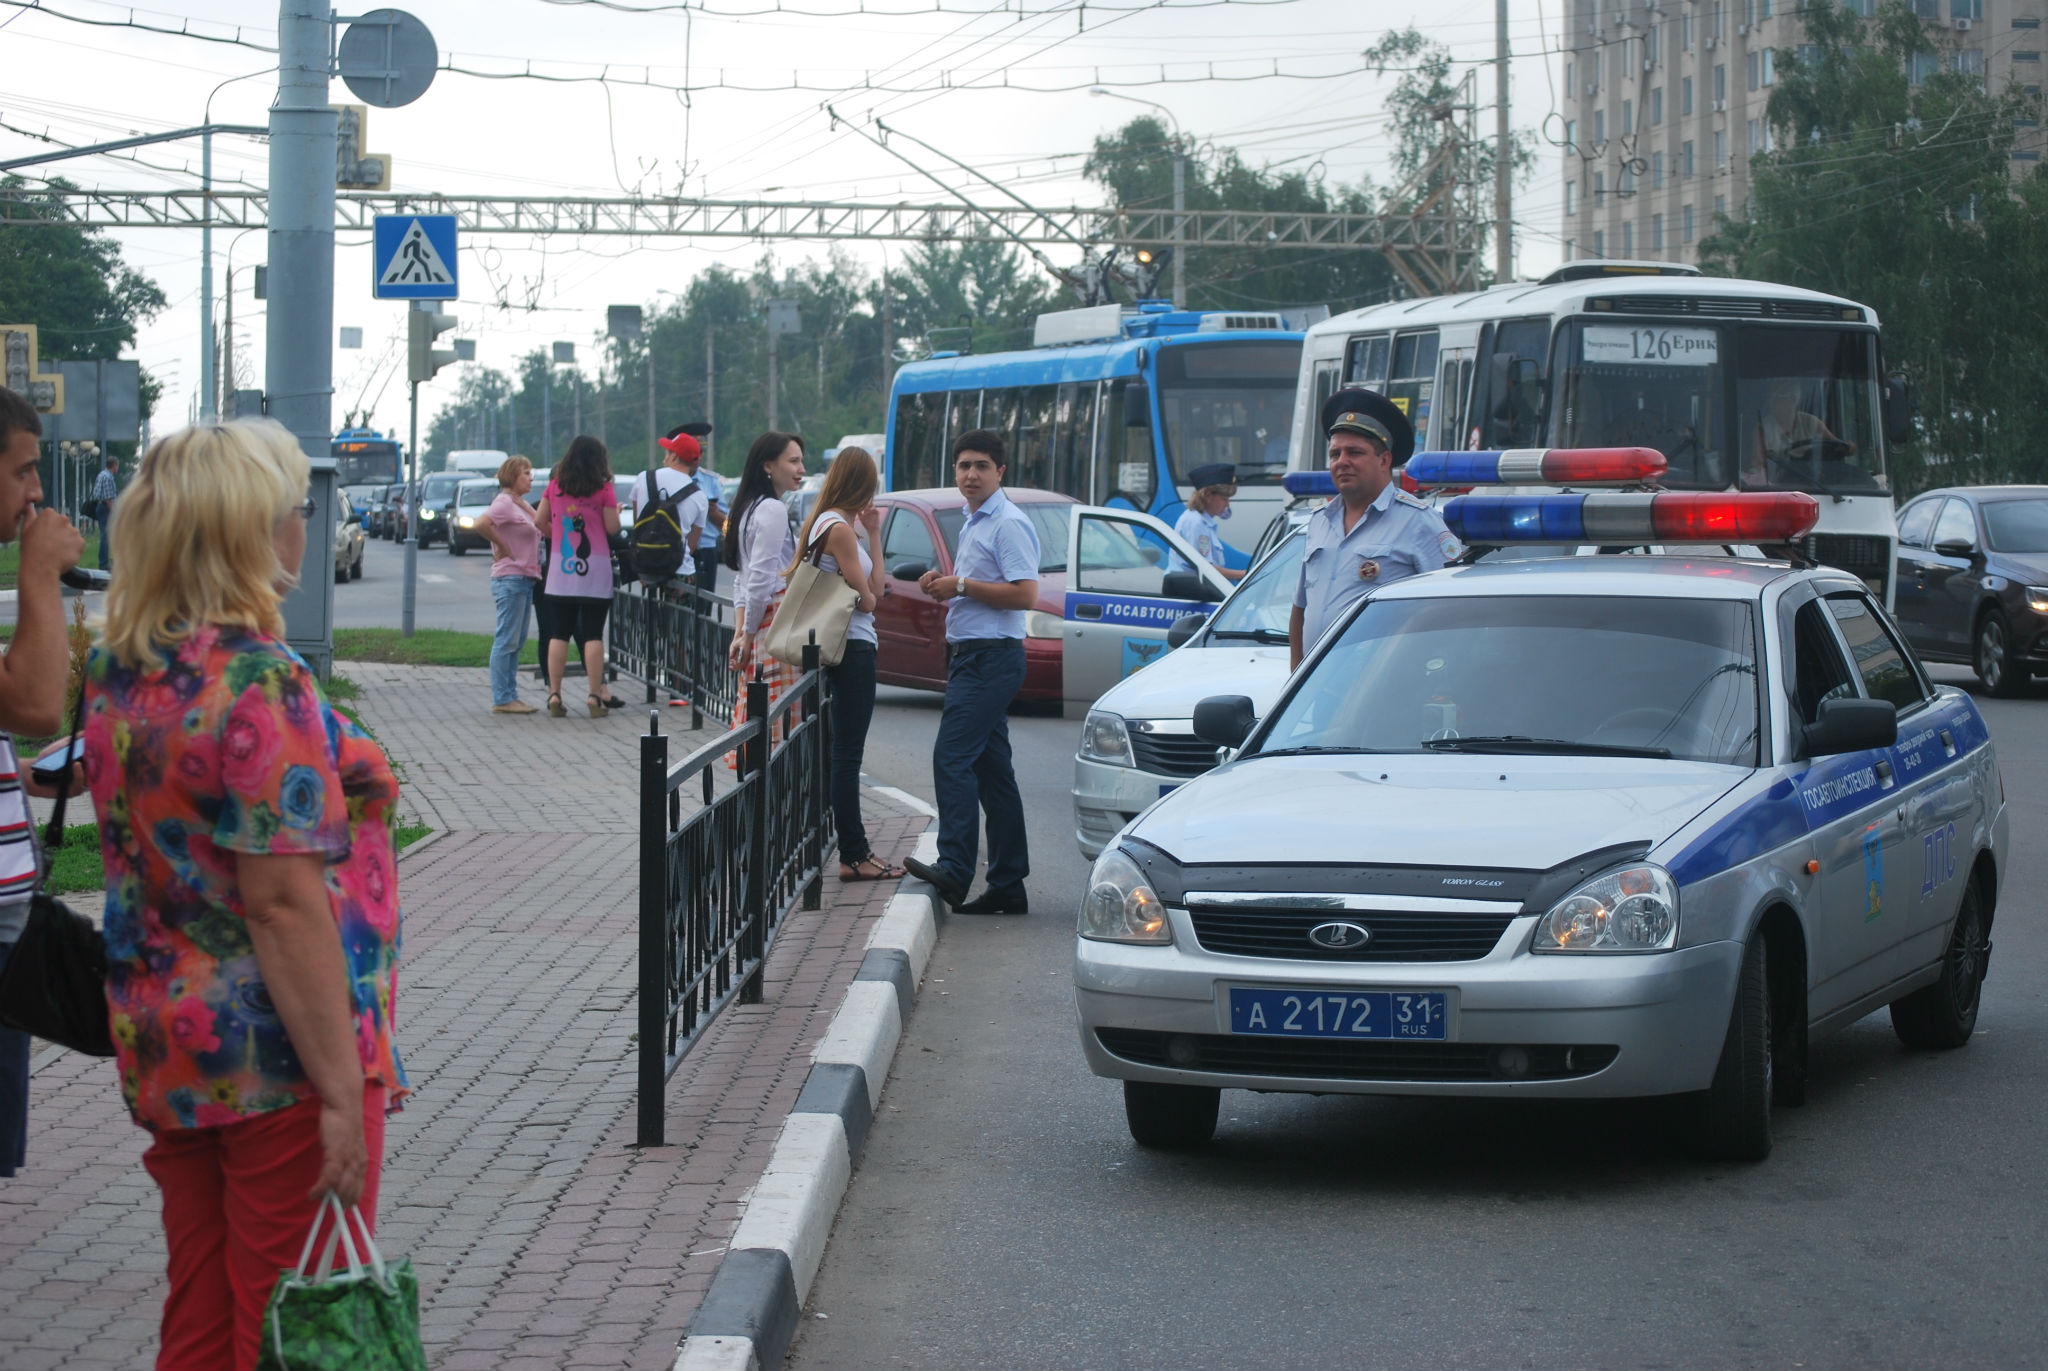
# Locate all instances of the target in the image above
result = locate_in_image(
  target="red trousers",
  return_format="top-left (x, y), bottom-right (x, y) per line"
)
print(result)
top-left (142, 1085), bottom-right (387, 1371)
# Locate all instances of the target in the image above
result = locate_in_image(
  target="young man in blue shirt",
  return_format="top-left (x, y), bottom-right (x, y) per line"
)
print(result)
top-left (902, 429), bottom-right (1040, 915)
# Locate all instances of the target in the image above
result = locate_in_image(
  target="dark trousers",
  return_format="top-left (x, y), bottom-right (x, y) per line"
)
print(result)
top-left (0, 941), bottom-right (27, 1176)
top-left (96, 514), bottom-right (111, 571)
top-left (826, 640), bottom-right (877, 863)
top-left (692, 553), bottom-right (719, 594)
top-left (931, 640), bottom-right (1028, 893)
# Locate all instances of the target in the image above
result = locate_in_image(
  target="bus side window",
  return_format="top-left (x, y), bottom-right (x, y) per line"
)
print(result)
top-left (1056, 383), bottom-right (1096, 498)
top-left (1308, 359), bottom-right (1340, 469)
top-left (1385, 330), bottom-right (1439, 436)
top-left (1012, 385), bottom-right (1057, 492)
top-left (1344, 334), bottom-right (1390, 388)
top-left (891, 391), bottom-right (943, 490)
top-left (944, 390), bottom-right (982, 455)
top-left (1102, 378), bottom-right (1155, 509)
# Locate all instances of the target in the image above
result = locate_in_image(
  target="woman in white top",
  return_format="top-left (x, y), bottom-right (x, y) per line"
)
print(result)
top-left (722, 431), bottom-right (807, 757)
top-left (785, 447), bottom-right (896, 880)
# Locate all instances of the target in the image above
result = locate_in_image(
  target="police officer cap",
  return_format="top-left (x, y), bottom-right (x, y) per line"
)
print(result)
top-left (1321, 387), bottom-right (1414, 464)
top-left (1186, 463), bottom-right (1236, 489)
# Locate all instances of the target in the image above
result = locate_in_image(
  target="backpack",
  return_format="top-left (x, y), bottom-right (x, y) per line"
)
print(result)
top-left (628, 470), bottom-right (699, 582)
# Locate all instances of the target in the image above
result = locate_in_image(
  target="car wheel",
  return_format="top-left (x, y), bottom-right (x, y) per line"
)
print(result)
top-left (1891, 877), bottom-right (1987, 1050)
top-left (350, 551), bottom-right (364, 580)
top-left (1686, 934), bottom-right (1773, 1162)
top-left (1974, 611), bottom-right (2024, 697)
top-left (1122, 1080), bottom-right (1219, 1151)
top-left (448, 538), bottom-right (464, 556)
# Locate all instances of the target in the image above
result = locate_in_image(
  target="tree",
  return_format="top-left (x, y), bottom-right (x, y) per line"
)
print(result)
top-left (888, 238), bottom-right (1056, 357)
top-left (1700, 1), bottom-right (2048, 490)
top-left (0, 176), bottom-right (168, 416)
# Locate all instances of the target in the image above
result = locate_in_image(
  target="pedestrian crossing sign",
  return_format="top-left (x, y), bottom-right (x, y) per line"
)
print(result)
top-left (372, 214), bottom-right (458, 299)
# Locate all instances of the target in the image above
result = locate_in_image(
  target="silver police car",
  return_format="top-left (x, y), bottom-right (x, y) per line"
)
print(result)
top-left (1073, 553), bottom-right (2007, 1160)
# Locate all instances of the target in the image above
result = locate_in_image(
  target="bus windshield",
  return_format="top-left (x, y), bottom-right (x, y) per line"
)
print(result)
top-left (332, 439), bottom-right (401, 488)
top-left (1551, 321), bottom-right (1883, 496)
top-left (1155, 340), bottom-right (1300, 487)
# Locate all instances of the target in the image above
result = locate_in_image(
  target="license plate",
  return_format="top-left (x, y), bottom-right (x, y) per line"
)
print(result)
top-left (1226, 987), bottom-right (1450, 1041)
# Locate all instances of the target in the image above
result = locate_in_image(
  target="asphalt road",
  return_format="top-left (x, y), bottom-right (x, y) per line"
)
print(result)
top-left (788, 664), bottom-right (2048, 1370)
top-left (333, 531), bottom-right (501, 632)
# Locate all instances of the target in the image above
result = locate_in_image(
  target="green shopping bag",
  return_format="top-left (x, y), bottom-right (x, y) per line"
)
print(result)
top-left (256, 1194), bottom-right (427, 1371)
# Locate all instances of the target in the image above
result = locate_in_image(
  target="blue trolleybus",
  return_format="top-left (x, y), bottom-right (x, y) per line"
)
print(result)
top-left (884, 304), bottom-right (1303, 568)
top-left (331, 428), bottom-right (404, 487)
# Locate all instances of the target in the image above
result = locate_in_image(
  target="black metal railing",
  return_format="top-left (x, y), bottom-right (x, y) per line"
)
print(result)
top-left (610, 580), bottom-right (741, 728)
top-left (633, 640), bottom-right (835, 1147)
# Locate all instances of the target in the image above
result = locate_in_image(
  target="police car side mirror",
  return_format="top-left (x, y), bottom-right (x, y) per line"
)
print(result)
top-left (1800, 697), bottom-right (1898, 759)
top-left (1161, 570), bottom-right (1224, 603)
top-left (1167, 613), bottom-right (1209, 649)
top-left (1193, 694), bottom-right (1257, 750)
top-left (889, 560), bottom-right (930, 582)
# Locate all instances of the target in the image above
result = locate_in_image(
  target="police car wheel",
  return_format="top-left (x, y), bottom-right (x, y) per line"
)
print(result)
top-left (1974, 612), bottom-right (2024, 698)
top-left (1123, 1080), bottom-right (1220, 1151)
top-left (1689, 934), bottom-right (1774, 1162)
top-left (1890, 878), bottom-right (1987, 1051)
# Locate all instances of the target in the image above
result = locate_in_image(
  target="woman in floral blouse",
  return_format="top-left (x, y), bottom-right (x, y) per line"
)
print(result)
top-left (82, 420), bottom-right (409, 1370)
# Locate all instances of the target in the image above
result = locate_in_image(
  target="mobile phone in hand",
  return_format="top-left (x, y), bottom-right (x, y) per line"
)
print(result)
top-left (29, 736), bottom-right (86, 786)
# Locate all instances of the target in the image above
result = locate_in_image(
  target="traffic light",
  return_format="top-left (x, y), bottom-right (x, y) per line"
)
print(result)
top-left (407, 305), bottom-right (458, 384)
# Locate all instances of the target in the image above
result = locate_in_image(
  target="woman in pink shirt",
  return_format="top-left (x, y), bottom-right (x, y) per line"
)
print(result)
top-left (533, 436), bottom-right (622, 718)
top-left (476, 454), bottom-right (541, 715)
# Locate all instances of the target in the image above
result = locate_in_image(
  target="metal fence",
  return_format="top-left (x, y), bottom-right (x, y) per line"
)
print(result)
top-left (630, 642), bottom-right (835, 1147)
top-left (609, 580), bottom-right (741, 728)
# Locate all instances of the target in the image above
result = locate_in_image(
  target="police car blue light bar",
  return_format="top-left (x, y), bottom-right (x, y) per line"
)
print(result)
top-left (1406, 447), bottom-right (1668, 487)
top-left (1281, 469), bottom-right (1426, 498)
top-left (1441, 491), bottom-right (1821, 544)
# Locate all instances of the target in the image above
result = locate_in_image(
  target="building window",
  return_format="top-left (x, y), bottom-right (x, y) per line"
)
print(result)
top-left (1683, 139), bottom-right (1696, 177)
top-left (1748, 52), bottom-right (1760, 91)
top-left (1684, 203), bottom-right (1696, 242)
top-left (1653, 213), bottom-right (1666, 251)
top-left (1951, 0), bottom-right (1981, 16)
top-left (1716, 129), bottom-right (1729, 166)
top-left (1565, 180), bottom-right (1578, 214)
top-left (1620, 158), bottom-right (1636, 193)
top-left (1715, 64), bottom-right (1728, 102)
top-left (1622, 220), bottom-right (1635, 255)
top-left (1911, 0), bottom-right (1938, 17)
top-left (1955, 49), bottom-right (1985, 80)
top-left (2017, 150), bottom-right (2043, 161)
top-left (1566, 59), bottom-right (1576, 89)
top-left (1909, 50), bottom-right (1942, 83)
top-left (1683, 75), bottom-right (1694, 115)
top-left (1715, 194), bottom-right (1727, 218)
top-left (1683, 12), bottom-right (1693, 48)
top-left (1653, 151), bottom-right (1666, 187)
top-left (2016, 16), bottom-right (2042, 28)
top-left (1594, 229), bottom-right (1606, 256)
top-left (1798, 43), bottom-right (1821, 67)
top-left (1594, 170), bottom-right (1606, 198)
top-left (1843, 0), bottom-right (1870, 12)
top-left (1749, 118), bottom-right (1762, 153)
top-left (1623, 98), bottom-right (1634, 135)
top-left (2017, 51), bottom-right (2043, 63)
top-left (1566, 237), bottom-right (1577, 260)
top-left (1652, 87), bottom-right (1664, 124)
top-left (1594, 108), bottom-right (1607, 142)
top-left (1762, 49), bottom-right (1776, 84)
top-left (1759, 0), bottom-right (1772, 18)
top-left (1565, 118), bottom-right (1578, 150)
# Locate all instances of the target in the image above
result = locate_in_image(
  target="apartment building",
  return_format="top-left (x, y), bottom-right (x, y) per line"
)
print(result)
top-left (1560, 0), bottom-right (2048, 265)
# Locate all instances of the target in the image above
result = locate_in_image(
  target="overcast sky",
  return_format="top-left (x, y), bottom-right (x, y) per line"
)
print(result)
top-left (2, 0), bottom-right (1574, 441)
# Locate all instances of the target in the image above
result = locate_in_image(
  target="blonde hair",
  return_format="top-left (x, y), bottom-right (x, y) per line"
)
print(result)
top-left (497, 454), bottom-right (533, 488)
top-left (101, 419), bottom-right (309, 669)
top-left (785, 446), bottom-right (879, 579)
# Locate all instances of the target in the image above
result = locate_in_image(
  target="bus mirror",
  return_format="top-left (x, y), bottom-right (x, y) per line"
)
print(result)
top-left (1122, 382), bottom-right (1152, 428)
top-left (1883, 375), bottom-right (1915, 445)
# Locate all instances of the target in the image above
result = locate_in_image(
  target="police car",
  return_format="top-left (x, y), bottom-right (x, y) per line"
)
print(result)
top-left (1074, 484), bottom-right (2007, 1161)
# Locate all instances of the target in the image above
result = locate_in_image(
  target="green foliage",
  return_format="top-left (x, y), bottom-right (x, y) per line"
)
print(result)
top-left (333, 628), bottom-right (537, 668)
top-left (0, 176), bottom-right (168, 421)
top-left (44, 824), bottom-right (104, 898)
top-left (1700, 1), bottom-right (2048, 492)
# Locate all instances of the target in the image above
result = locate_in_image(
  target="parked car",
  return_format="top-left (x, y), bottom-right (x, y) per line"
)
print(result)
top-left (333, 493), bottom-right (366, 582)
top-left (1893, 484), bottom-right (2048, 695)
top-left (448, 479), bottom-right (499, 555)
top-left (412, 471), bottom-right (467, 548)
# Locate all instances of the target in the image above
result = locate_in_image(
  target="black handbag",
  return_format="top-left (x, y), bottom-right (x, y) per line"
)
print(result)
top-left (0, 689), bottom-right (115, 1058)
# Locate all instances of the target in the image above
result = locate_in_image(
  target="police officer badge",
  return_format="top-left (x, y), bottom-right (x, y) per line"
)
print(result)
top-left (1358, 558), bottom-right (1381, 581)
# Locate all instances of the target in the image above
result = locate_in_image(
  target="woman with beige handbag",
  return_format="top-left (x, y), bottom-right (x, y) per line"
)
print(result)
top-left (778, 447), bottom-right (900, 881)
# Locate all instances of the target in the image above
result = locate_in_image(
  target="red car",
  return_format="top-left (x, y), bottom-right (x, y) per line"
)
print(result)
top-left (871, 487), bottom-right (1075, 703)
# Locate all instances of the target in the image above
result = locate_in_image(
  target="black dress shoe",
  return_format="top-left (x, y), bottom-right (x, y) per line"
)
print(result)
top-left (954, 886), bottom-right (1029, 916)
top-left (902, 856), bottom-right (968, 908)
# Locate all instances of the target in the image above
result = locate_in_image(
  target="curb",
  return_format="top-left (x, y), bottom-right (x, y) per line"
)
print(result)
top-left (673, 827), bottom-right (943, 1371)
top-left (394, 825), bottom-right (448, 864)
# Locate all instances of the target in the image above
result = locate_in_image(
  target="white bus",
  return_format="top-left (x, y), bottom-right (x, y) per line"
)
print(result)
top-left (1286, 261), bottom-right (1909, 602)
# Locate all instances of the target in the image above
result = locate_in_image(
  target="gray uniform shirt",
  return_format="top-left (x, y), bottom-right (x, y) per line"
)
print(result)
top-left (1293, 484), bottom-right (1462, 651)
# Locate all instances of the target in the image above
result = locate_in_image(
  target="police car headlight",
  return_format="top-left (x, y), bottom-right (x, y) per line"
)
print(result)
top-left (2026, 585), bottom-right (2048, 615)
top-left (1024, 610), bottom-right (1064, 639)
top-left (1079, 711), bottom-right (1135, 767)
top-left (1078, 847), bottom-right (1170, 945)
top-left (1532, 864), bottom-right (1679, 953)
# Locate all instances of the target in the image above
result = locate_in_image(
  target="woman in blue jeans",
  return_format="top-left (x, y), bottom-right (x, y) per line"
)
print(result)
top-left (784, 447), bottom-right (900, 880)
top-left (476, 455), bottom-right (542, 714)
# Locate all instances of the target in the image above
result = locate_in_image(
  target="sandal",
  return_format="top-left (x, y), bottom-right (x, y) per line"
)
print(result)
top-left (587, 693), bottom-right (608, 718)
top-left (547, 692), bottom-right (566, 718)
top-left (839, 855), bottom-right (905, 882)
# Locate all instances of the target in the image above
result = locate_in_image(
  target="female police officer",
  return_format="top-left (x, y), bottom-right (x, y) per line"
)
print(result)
top-left (1288, 387), bottom-right (1463, 669)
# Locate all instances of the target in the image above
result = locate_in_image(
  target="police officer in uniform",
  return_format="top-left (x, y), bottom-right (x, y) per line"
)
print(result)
top-left (1170, 462), bottom-right (1244, 581)
top-left (1289, 387), bottom-right (1463, 669)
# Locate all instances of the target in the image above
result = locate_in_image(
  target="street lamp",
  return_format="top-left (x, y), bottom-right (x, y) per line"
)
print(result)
top-left (1089, 87), bottom-right (1188, 309)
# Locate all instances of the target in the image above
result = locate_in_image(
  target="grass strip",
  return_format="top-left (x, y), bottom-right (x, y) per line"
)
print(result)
top-left (46, 817), bottom-right (434, 898)
top-left (332, 628), bottom-right (537, 669)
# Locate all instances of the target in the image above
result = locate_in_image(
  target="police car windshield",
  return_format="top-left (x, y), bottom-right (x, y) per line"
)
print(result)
top-left (1204, 532), bottom-right (1304, 642)
top-left (1260, 594), bottom-right (1761, 766)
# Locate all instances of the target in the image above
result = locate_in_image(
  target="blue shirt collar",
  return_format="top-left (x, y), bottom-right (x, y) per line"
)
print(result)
top-left (963, 486), bottom-right (1012, 524)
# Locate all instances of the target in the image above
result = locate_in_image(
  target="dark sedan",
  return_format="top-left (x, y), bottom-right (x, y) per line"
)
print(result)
top-left (1894, 484), bottom-right (2048, 695)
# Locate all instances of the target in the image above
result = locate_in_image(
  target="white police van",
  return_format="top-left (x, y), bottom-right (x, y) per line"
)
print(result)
top-left (1074, 485), bottom-right (2007, 1160)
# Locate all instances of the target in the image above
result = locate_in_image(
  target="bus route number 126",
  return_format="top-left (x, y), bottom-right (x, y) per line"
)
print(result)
top-left (1583, 325), bottom-right (1719, 367)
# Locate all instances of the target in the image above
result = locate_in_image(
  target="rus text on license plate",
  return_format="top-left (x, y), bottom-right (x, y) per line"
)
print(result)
top-left (1226, 987), bottom-right (1450, 1041)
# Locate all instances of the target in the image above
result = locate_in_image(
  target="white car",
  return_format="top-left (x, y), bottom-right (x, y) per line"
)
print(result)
top-left (1073, 531), bottom-right (1303, 858)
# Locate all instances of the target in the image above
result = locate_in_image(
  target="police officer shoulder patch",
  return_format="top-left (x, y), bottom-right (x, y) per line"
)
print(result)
top-left (1395, 491), bottom-right (1431, 510)
top-left (1438, 528), bottom-right (1466, 561)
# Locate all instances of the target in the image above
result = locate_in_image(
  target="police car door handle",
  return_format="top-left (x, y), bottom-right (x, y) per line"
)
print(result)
top-left (1076, 604), bottom-right (1103, 620)
top-left (1874, 758), bottom-right (1895, 787)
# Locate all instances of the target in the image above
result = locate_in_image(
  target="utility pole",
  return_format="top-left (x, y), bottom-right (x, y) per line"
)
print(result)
top-left (269, 0), bottom-right (336, 673)
top-left (1494, 0), bottom-right (1513, 282)
top-left (766, 324), bottom-right (778, 432)
top-left (542, 367), bottom-right (552, 460)
top-left (704, 324), bottom-right (715, 468)
top-left (221, 270), bottom-right (235, 410)
top-left (879, 262), bottom-right (892, 409)
top-left (572, 368), bottom-right (581, 438)
top-left (1172, 151), bottom-right (1186, 309)
top-left (200, 128), bottom-right (216, 422)
top-left (646, 333), bottom-right (656, 471)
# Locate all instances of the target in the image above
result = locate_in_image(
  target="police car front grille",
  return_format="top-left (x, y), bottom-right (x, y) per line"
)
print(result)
top-left (1096, 1030), bottom-right (1620, 1082)
top-left (1801, 533), bottom-right (1891, 582)
top-left (1185, 907), bottom-right (1518, 962)
top-left (1129, 731), bottom-right (1222, 778)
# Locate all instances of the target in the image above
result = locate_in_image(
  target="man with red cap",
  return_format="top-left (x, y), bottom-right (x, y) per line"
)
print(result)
top-left (664, 421), bottom-right (723, 592)
top-left (637, 428), bottom-right (712, 582)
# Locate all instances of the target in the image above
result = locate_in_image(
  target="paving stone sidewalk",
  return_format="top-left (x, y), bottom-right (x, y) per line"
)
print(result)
top-left (0, 661), bottom-right (926, 1370)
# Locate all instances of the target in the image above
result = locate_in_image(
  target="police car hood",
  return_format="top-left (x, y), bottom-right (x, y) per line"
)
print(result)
top-left (1096, 644), bottom-right (1292, 720)
top-left (1135, 753), bottom-right (1747, 870)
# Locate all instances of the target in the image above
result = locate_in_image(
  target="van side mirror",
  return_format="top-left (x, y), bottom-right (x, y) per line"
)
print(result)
top-left (1167, 612), bottom-right (1209, 648)
top-left (1192, 694), bottom-right (1257, 749)
top-left (1123, 382), bottom-right (1152, 428)
top-left (1883, 375), bottom-right (1915, 445)
top-left (1800, 696), bottom-right (1897, 759)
